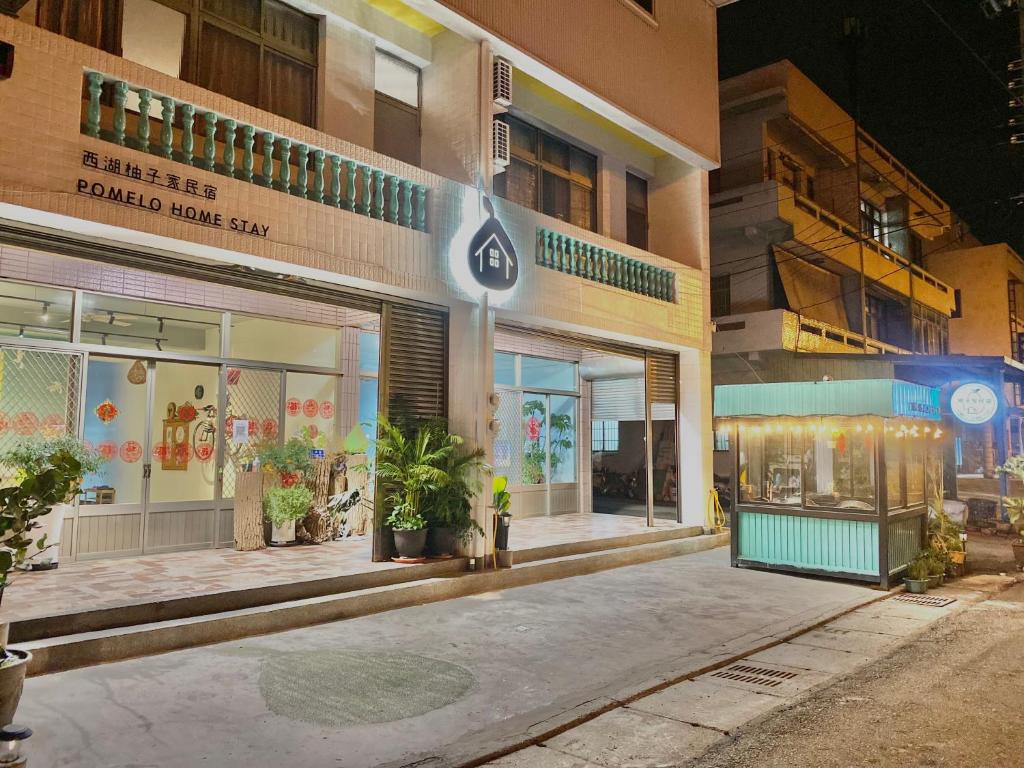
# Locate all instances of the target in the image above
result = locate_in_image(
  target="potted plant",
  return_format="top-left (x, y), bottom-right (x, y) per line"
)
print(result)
top-left (493, 475), bottom-right (513, 568)
top-left (997, 457), bottom-right (1024, 569)
top-left (370, 415), bottom-right (450, 561)
top-left (925, 551), bottom-right (945, 588)
top-left (6, 435), bottom-right (105, 570)
top-left (264, 485), bottom-right (314, 546)
top-left (904, 553), bottom-right (931, 594)
top-left (256, 435), bottom-right (314, 488)
top-left (423, 421), bottom-right (486, 558)
top-left (0, 448), bottom-right (83, 724)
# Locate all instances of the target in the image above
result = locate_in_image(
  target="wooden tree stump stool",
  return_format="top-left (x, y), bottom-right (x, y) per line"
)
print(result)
top-left (234, 471), bottom-right (267, 551)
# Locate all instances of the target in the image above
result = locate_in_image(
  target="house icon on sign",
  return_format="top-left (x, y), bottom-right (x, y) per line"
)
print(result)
top-left (467, 197), bottom-right (519, 291)
top-left (474, 233), bottom-right (516, 282)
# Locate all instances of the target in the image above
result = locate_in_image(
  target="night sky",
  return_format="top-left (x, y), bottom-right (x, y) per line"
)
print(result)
top-left (717, 0), bottom-right (1024, 253)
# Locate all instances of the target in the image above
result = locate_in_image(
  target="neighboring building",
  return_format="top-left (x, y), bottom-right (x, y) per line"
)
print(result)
top-left (0, 0), bottom-right (721, 562)
top-left (710, 60), bottom-right (964, 377)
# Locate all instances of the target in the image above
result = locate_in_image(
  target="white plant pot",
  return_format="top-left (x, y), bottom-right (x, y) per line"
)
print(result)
top-left (30, 502), bottom-right (70, 569)
top-left (270, 519), bottom-right (296, 545)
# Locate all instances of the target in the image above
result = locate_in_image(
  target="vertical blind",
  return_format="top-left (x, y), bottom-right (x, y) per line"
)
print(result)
top-left (385, 304), bottom-right (449, 422)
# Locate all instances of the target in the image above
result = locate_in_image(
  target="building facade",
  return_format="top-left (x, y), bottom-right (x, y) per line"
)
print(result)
top-left (0, 0), bottom-right (720, 562)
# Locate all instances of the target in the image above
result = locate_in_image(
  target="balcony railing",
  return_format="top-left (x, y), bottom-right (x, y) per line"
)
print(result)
top-left (82, 71), bottom-right (429, 232)
top-left (535, 228), bottom-right (675, 302)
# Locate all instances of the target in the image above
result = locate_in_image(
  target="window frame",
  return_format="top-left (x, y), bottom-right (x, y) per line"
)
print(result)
top-left (495, 115), bottom-right (599, 233)
top-left (860, 199), bottom-right (890, 248)
top-left (710, 274), bottom-right (732, 318)
top-left (592, 420), bottom-right (620, 453)
top-left (626, 171), bottom-right (649, 250)
top-left (373, 50), bottom-right (422, 166)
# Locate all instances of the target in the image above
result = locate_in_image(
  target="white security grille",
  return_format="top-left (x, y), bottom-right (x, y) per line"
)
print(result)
top-left (494, 390), bottom-right (523, 486)
top-left (493, 56), bottom-right (512, 107)
top-left (0, 346), bottom-right (82, 477)
top-left (223, 367), bottom-right (281, 498)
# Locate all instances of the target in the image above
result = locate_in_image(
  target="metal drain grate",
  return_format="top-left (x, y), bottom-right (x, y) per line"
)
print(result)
top-left (893, 593), bottom-right (956, 608)
top-left (710, 663), bottom-right (799, 689)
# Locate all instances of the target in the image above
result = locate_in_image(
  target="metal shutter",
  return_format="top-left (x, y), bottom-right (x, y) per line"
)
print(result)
top-left (383, 303), bottom-right (448, 422)
top-left (646, 350), bottom-right (678, 405)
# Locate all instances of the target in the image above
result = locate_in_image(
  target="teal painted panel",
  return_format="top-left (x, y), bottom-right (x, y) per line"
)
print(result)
top-left (887, 515), bottom-right (924, 574)
top-left (738, 511), bottom-right (879, 575)
top-left (715, 379), bottom-right (940, 421)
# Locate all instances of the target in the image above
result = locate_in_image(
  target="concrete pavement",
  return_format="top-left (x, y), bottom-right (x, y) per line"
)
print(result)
top-left (486, 574), bottom-right (1015, 768)
top-left (17, 547), bottom-right (881, 768)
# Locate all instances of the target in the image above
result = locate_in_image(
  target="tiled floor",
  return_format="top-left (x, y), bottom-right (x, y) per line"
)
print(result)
top-left (0, 513), bottom-right (682, 624)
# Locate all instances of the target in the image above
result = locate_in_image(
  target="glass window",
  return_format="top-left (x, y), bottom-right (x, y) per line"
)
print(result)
top-left (886, 432), bottom-right (904, 509)
top-left (710, 275), bottom-right (731, 318)
top-left (374, 51), bottom-right (420, 166)
top-left (358, 377), bottom-right (379, 462)
top-left (375, 51), bottom-right (419, 107)
top-left (80, 294), bottom-right (221, 354)
top-left (494, 352), bottom-right (516, 387)
top-left (359, 331), bottom-right (380, 374)
top-left (626, 172), bottom-right (649, 250)
top-left (522, 395), bottom-right (548, 485)
top-left (905, 440), bottom-right (925, 506)
top-left (763, 432), bottom-right (802, 505)
top-left (520, 356), bottom-right (577, 392)
top-left (803, 427), bottom-right (876, 511)
top-left (230, 315), bottom-right (339, 369)
top-left (738, 433), bottom-right (763, 504)
top-left (713, 429), bottom-right (730, 452)
top-left (593, 420), bottom-right (620, 452)
top-left (494, 116), bottom-right (598, 233)
top-left (860, 199), bottom-right (890, 248)
top-left (0, 282), bottom-right (73, 342)
top-left (284, 372), bottom-right (338, 444)
top-left (549, 395), bottom-right (576, 483)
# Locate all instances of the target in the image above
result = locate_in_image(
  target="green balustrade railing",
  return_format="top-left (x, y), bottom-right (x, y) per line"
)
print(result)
top-left (535, 227), bottom-right (676, 302)
top-left (82, 72), bottom-right (430, 233)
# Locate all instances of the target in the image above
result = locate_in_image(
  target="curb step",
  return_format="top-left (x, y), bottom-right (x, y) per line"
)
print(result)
top-left (21, 531), bottom-right (729, 676)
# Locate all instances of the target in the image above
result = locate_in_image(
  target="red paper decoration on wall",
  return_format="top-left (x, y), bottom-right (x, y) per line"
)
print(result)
top-left (120, 440), bottom-right (142, 463)
top-left (306, 424), bottom-right (319, 440)
top-left (0, 412), bottom-right (9, 433)
top-left (95, 400), bottom-right (119, 424)
top-left (319, 401), bottom-right (334, 419)
top-left (286, 398), bottom-right (301, 417)
top-left (195, 443), bottom-right (214, 462)
top-left (41, 415), bottom-right (66, 437)
top-left (13, 412), bottom-right (38, 436)
top-left (152, 442), bottom-right (168, 462)
top-left (226, 368), bottom-right (242, 385)
top-left (97, 441), bottom-right (118, 461)
top-left (302, 399), bottom-right (318, 418)
top-left (262, 418), bottom-right (278, 439)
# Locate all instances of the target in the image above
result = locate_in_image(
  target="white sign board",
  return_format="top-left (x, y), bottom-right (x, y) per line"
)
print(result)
top-left (950, 382), bottom-right (999, 425)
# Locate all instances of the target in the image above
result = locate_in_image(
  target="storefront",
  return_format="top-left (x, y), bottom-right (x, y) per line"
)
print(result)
top-left (715, 379), bottom-right (944, 587)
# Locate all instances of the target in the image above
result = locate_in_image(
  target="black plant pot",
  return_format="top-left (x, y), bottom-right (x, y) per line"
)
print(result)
top-left (393, 528), bottom-right (428, 559)
top-left (495, 514), bottom-right (511, 550)
top-left (428, 527), bottom-right (457, 558)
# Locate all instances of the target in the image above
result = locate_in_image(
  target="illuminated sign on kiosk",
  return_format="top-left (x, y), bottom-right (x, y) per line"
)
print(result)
top-left (950, 382), bottom-right (999, 425)
top-left (468, 197), bottom-right (518, 291)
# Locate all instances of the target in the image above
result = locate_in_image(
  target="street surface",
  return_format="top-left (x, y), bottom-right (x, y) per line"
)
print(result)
top-left (18, 547), bottom-right (878, 768)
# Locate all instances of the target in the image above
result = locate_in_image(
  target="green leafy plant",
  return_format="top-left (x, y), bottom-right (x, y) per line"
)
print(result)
top-left (264, 485), bottom-right (314, 528)
top-left (368, 415), bottom-right (450, 532)
top-left (521, 400), bottom-right (574, 485)
top-left (493, 475), bottom-right (511, 517)
top-left (421, 421), bottom-right (487, 542)
top-left (998, 457), bottom-right (1024, 542)
top-left (926, 550), bottom-right (946, 577)
top-left (257, 436), bottom-right (314, 478)
top-left (8, 435), bottom-right (105, 490)
top-left (906, 553), bottom-right (930, 581)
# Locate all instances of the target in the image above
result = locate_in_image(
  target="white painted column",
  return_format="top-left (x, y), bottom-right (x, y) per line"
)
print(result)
top-left (678, 347), bottom-right (713, 528)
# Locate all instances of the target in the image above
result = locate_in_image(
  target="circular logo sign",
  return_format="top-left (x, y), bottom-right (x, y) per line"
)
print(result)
top-left (950, 382), bottom-right (999, 425)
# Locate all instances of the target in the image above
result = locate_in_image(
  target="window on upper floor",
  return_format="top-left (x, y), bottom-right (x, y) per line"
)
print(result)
top-left (711, 274), bottom-right (731, 318)
top-left (767, 150), bottom-right (814, 200)
top-left (860, 199), bottom-right (891, 249)
top-left (912, 303), bottom-right (949, 355)
top-left (374, 50), bottom-right (421, 167)
top-left (493, 115), bottom-right (598, 232)
top-left (626, 173), bottom-right (649, 250)
top-left (628, 0), bottom-right (655, 16)
top-left (40, 0), bottom-right (319, 128)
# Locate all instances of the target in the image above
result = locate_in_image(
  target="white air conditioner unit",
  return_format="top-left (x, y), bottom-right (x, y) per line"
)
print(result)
top-left (492, 119), bottom-right (510, 171)
top-left (492, 56), bottom-right (512, 107)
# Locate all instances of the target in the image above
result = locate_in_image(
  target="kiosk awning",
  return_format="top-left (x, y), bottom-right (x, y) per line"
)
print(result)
top-left (714, 379), bottom-right (941, 421)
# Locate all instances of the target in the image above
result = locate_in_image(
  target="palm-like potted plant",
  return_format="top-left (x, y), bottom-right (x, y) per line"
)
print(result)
top-left (6, 435), bottom-right (105, 569)
top-left (372, 415), bottom-right (451, 560)
top-left (423, 422), bottom-right (486, 558)
top-left (904, 552), bottom-right (931, 594)
top-left (493, 476), bottom-right (513, 568)
top-left (0, 448), bottom-right (84, 724)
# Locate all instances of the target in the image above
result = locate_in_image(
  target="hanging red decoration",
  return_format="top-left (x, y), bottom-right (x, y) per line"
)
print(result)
top-left (151, 442), bottom-right (169, 462)
top-left (97, 441), bottom-right (118, 461)
top-left (302, 399), bottom-right (318, 418)
top-left (13, 412), bottom-right (38, 436)
top-left (286, 398), bottom-right (301, 417)
top-left (195, 443), bottom-right (214, 462)
top-left (176, 402), bottom-right (197, 422)
top-left (173, 443), bottom-right (193, 463)
top-left (95, 400), bottom-right (119, 424)
top-left (248, 419), bottom-right (261, 438)
top-left (120, 440), bottom-right (142, 463)
top-left (262, 418), bottom-right (278, 439)
top-left (526, 416), bottom-right (541, 442)
top-left (837, 432), bottom-right (848, 456)
top-left (226, 368), bottom-right (242, 385)
top-left (319, 400), bottom-right (335, 419)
